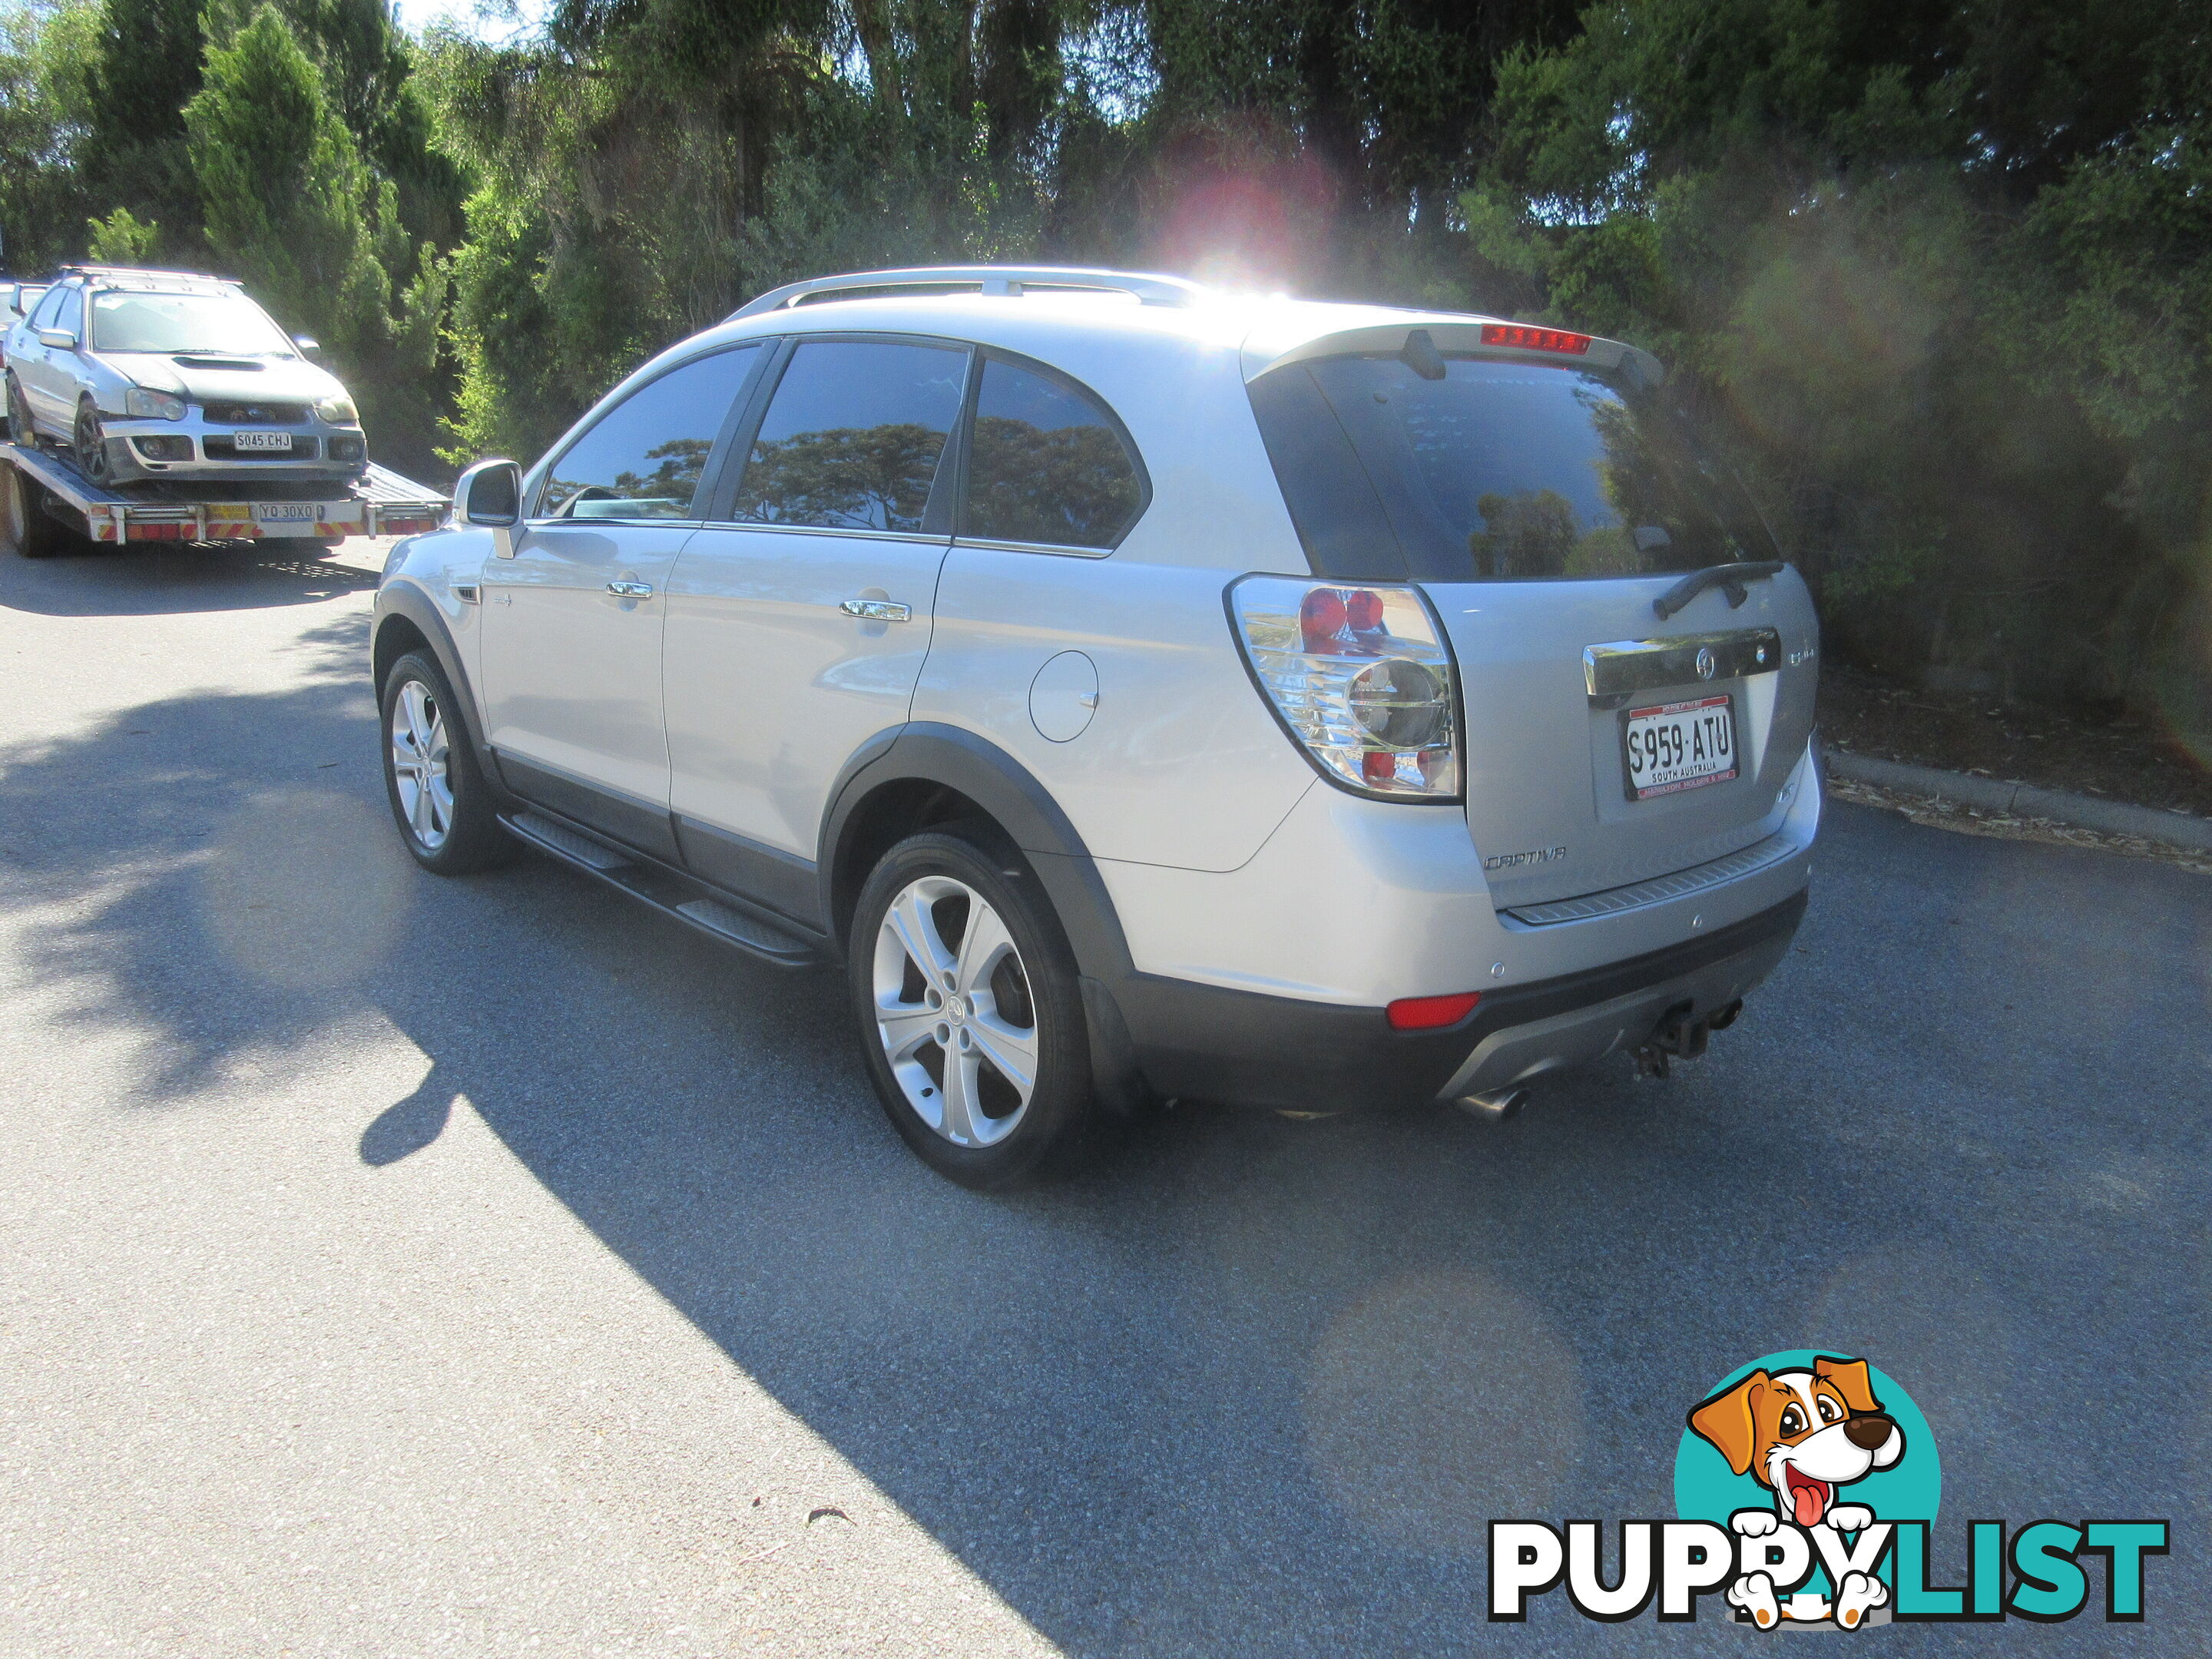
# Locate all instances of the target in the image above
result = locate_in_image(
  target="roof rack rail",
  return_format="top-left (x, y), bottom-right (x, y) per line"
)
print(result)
top-left (58, 263), bottom-right (234, 283)
top-left (730, 264), bottom-right (1209, 320)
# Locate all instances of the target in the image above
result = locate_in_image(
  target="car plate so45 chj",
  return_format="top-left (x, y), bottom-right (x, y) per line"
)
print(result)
top-left (1622, 694), bottom-right (1737, 800)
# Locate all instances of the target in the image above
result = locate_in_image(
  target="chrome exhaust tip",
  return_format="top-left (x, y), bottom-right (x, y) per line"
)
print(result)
top-left (1454, 1087), bottom-right (1528, 1121)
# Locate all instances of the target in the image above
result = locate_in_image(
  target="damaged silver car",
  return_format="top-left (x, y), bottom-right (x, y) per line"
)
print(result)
top-left (4, 265), bottom-right (369, 487)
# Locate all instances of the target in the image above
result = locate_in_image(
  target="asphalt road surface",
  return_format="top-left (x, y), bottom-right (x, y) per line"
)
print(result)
top-left (1, 537), bottom-right (2204, 1657)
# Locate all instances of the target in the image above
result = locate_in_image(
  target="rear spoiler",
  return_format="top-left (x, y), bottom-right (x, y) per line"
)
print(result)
top-left (1241, 320), bottom-right (1664, 388)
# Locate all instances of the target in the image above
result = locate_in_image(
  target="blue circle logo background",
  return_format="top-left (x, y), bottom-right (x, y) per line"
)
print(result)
top-left (1673, 1349), bottom-right (1940, 1591)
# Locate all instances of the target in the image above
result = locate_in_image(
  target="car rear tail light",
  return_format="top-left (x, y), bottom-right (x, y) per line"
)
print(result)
top-left (1386, 991), bottom-right (1482, 1030)
top-left (1479, 323), bottom-right (1591, 356)
top-left (1229, 575), bottom-right (1460, 800)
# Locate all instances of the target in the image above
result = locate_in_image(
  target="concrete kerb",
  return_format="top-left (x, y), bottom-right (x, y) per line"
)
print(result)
top-left (1823, 747), bottom-right (2212, 855)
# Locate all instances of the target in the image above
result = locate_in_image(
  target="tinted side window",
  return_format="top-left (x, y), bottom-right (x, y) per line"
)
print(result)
top-left (733, 340), bottom-right (967, 532)
top-left (538, 344), bottom-right (758, 520)
top-left (52, 287), bottom-right (82, 336)
top-left (962, 359), bottom-right (1144, 548)
top-left (26, 286), bottom-right (61, 329)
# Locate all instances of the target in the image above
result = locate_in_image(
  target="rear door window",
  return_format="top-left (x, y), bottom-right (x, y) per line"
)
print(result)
top-left (730, 339), bottom-right (968, 532)
top-left (1250, 355), bottom-right (1777, 581)
top-left (961, 357), bottom-right (1144, 548)
top-left (538, 344), bottom-right (760, 520)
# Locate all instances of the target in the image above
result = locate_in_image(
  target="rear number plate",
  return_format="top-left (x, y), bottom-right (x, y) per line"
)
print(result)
top-left (253, 502), bottom-right (321, 524)
top-left (231, 430), bottom-right (293, 452)
top-left (1623, 695), bottom-right (1737, 800)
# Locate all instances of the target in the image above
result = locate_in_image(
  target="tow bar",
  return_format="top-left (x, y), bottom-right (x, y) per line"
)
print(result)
top-left (1634, 998), bottom-right (1742, 1079)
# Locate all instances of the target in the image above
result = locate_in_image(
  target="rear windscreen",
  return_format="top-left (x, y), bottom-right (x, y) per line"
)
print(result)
top-left (1248, 355), bottom-right (1778, 581)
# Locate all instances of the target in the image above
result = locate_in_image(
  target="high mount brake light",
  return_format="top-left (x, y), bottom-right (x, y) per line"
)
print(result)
top-left (1479, 323), bottom-right (1592, 356)
top-left (1229, 576), bottom-right (1461, 801)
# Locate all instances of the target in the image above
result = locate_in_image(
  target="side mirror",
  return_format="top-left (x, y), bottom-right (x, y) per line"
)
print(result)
top-left (452, 457), bottom-right (522, 557)
top-left (293, 334), bottom-right (320, 359)
top-left (38, 328), bottom-right (76, 349)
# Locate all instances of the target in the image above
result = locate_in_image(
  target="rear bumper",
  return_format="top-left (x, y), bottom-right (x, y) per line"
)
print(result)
top-left (1107, 890), bottom-right (1806, 1113)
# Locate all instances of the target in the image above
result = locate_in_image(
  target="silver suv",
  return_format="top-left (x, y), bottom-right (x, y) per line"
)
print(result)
top-left (5, 266), bottom-right (368, 487)
top-left (373, 266), bottom-right (1820, 1187)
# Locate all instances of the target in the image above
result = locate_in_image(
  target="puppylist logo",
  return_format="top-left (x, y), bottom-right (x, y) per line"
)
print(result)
top-left (1490, 1350), bottom-right (2169, 1628)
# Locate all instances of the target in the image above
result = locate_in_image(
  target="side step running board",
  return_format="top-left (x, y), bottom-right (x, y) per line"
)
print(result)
top-left (504, 810), bottom-right (818, 968)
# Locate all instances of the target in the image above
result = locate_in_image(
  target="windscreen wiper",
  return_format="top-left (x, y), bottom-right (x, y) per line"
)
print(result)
top-left (1652, 561), bottom-right (1786, 621)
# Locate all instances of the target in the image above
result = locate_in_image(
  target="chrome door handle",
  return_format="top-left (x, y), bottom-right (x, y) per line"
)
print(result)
top-left (606, 580), bottom-right (654, 598)
top-left (839, 598), bottom-right (912, 623)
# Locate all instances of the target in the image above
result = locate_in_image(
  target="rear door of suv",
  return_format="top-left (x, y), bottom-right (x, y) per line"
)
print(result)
top-left (1249, 332), bottom-right (1819, 910)
top-left (659, 335), bottom-right (969, 908)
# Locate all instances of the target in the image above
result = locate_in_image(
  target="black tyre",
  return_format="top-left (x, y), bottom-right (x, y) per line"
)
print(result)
top-left (72, 399), bottom-right (115, 487)
top-left (379, 650), bottom-right (515, 875)
top-left (849, 828), bottom-right (1104, 1188)
top-left (1, 461), bottom-right (75, 558)
top-left (5, 375), bottom-right (34, 445)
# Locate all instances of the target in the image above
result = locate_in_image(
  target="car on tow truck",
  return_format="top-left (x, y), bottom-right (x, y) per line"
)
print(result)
top-left (4, 264), bottom-right (368, 488)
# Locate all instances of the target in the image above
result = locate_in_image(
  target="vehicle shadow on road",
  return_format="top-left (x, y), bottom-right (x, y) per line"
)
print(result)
top-left (0, 539), bottom-right (384, 618)
top-left (4, 660), bottom-right (2208, 1657)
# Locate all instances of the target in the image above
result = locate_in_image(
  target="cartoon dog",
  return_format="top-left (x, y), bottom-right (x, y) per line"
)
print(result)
top-left (1687, 1355), bottom-right (1905, 1629)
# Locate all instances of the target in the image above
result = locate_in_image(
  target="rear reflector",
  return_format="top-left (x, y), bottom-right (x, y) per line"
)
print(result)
top-left (1479, 323), bottom-right (1591, 356)
top-left (1386, 990), bottom-right (1482, 1031)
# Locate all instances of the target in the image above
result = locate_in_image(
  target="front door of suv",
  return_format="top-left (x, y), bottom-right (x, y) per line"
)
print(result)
top-left (478, 343), bottom-right (763, 858)
top-left (661, 337), bottom-right (969, 908)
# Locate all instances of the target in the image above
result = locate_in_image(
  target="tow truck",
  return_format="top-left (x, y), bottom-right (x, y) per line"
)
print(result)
top-left (0, 432), bottom-right (446, 558)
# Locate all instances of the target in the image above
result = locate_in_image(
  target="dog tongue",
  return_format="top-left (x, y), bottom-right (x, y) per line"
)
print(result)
top-left (1792, 1482), bottom-right (1824, 1528)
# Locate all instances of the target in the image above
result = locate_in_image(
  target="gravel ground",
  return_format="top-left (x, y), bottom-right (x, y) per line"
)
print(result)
top-left (0, 537), bottom-right (2205, 1656)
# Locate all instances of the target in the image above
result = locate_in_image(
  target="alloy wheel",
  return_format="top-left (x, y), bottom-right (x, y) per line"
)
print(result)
top-left (871, 874), bottom-right (1040, 1147)
top-left (72, 403), bottom-right (110, 485)
top-left (388, 678), bottom-right (454, 850)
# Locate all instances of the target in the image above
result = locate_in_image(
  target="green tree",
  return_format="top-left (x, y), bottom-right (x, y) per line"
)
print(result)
top-left (0, 0), bottom-right (100, 273)
top-left (85, 203), bottom-right (157, 260)
top-left (185, 5), bottom-right (446, 472)
top-left (1469, 0), bottom-right (2210, 716)
top-left (81, 0), bottom-right (207, 249)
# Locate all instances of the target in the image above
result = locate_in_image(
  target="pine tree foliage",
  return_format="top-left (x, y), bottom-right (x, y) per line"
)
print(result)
top-left (184, 5), bottom-right (446, 471)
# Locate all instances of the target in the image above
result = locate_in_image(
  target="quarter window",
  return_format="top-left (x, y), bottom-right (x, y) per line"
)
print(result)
top-left (962, 359), bottom-right (1144, 548)
top-left (731, 339), bottom-right (968, 532)
top-left (538, 344), bottom-right (760, 520)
